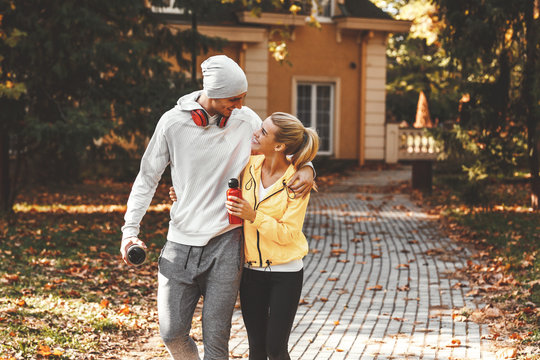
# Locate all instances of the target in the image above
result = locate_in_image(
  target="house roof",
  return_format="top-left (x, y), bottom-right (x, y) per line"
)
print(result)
top-left (337, 0), bottom-right (394, 20)
top-left (154, 0), bottom-right (398, 26)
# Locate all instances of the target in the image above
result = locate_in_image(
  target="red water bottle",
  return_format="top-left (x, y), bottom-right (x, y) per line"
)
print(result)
top-left (227, 178), bottom-right (243, 224)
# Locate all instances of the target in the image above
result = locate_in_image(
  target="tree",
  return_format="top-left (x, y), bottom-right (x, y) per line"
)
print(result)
top-left (375, 0), bottom-right (461, 125)
top-left (0, 0), bottom-right (191, 214)
top-left (433, 0), bottom-right (540, 209)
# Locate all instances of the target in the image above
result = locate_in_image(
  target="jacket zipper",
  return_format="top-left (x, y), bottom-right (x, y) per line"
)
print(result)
top-left (254, 188), bottom-right (285, 267)
top-left (248, 165), bottom-right (287, 268)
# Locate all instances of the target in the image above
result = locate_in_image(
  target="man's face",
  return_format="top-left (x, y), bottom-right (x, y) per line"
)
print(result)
top-left (209, 92), bottom-right (247, 118)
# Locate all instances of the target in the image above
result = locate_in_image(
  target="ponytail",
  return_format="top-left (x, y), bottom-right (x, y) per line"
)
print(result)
top-left (269, 112), bottom-right (320, 169)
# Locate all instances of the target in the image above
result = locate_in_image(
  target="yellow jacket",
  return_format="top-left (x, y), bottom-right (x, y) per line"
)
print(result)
top-left (241, 155), bottom-right (310, 268)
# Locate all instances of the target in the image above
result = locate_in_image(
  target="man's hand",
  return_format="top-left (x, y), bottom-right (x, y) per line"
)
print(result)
top-left (169, 186), bottom-right (177, 202)
top-left (120, 237), bottom-right (147, 265)
top-left (287, 166), bottom-right (316, 198)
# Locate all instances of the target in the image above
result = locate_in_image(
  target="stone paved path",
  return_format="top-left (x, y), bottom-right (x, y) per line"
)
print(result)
top-left (228, 166), bottom-right (497, 359)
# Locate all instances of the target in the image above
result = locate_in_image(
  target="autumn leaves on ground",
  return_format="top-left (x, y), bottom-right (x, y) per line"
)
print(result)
top-left (0, 182), bottom-right (173, 360)
top-left (0, 173), bottom-right (539, 359)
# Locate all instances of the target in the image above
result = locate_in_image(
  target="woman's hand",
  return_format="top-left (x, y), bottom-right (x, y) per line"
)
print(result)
top-left (169, 186), bottom-right (177, 202)
top-left (287, 166), bottom-right (317, 198)
top-left (225, 196), bottom-right (256, 222)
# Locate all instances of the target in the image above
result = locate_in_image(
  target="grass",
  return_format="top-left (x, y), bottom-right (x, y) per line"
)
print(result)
top-left (428, 171), bottom-right (540, 356)
top-left (0, 182), bottom-right (174, 359)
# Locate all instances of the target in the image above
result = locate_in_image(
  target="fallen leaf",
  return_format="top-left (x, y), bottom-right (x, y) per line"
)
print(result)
top-left (330, 249), bottom-right (346, 255)
top-left (496, 348), bottom-right (517, 359)
top-left (484, 306), bottom-right (503, 318)
top-left (37, 345), bottom-right (52, 356)
top-left (397, 284), bottom-right (410, 291)
top-left (446, 339), bottom-right (461, 347)
top-left (117, 305), bottom-right (130, 315)
top-left (3, 274), bottom-right (19, 283)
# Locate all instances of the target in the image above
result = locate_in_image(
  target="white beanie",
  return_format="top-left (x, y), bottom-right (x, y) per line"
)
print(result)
top-left (201, 55), bottom-right (248, 99)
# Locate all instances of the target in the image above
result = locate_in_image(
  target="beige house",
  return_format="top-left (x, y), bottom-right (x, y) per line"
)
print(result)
top-left (153, 0), bottom-right (411, 164)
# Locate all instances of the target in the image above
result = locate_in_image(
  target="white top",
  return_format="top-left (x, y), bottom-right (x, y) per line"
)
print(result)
top-left (122, 90), bottom-right (261, 246)
top-left (245, 178), bottom-right (304, 272)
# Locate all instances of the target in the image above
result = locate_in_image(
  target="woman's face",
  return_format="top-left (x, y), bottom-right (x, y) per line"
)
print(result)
top-left (251, 117), bottom-right (281, 154)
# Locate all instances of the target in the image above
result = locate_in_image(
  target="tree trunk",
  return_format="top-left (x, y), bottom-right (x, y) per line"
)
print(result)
top-left (524, 0), bottom-right (539, 210)
top-left (191, 9), bottom-right (198, 87)
top-left (0, 128), bottom-right (10, 214)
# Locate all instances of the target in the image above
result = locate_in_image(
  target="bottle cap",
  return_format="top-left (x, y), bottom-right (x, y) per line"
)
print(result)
top-left (228, 178), bottom-right (239, 188)
top-left (127, 245), bottom-right (146, 266)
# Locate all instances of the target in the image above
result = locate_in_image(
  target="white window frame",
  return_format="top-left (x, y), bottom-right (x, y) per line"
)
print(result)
top-left (151, 0), bottom-right (185, 14)
top-left (293, 77), bottom-right (340, 156)
top-left (311, 0), bottom-right (335, 23)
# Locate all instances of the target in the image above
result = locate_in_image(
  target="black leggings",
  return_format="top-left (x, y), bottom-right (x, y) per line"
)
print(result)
top-left (240, 268), bottom-right (303, 360)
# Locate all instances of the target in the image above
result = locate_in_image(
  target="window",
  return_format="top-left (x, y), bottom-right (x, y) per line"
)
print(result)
top-left (312, 0), bottom-right (334, 19)
top-left (151, 0), bottom-right (184, 14)
top-left (296, 83), bottom-right (334, 155)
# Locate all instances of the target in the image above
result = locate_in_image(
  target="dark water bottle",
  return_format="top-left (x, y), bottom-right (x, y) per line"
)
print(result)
top-left (127, 244), bottom-right (146, 266)
top-left (227, 178), bottom-right (243, 224)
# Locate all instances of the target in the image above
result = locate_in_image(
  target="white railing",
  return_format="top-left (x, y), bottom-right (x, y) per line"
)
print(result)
top-left (385, 124), bottom-right (439, 163)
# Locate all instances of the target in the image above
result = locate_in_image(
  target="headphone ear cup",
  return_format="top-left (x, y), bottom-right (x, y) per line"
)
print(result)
top-left (191, 109), bottom-right (208, 127)
top-left (218, 116), bottom-right (229, 128)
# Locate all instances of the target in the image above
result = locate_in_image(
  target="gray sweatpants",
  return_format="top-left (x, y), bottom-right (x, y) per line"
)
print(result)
top-left (157, 228), bottom-right (244, 360)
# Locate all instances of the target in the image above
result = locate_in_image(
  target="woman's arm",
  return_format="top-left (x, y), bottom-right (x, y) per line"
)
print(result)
top-left (226, 195), bottom-right (310, 246)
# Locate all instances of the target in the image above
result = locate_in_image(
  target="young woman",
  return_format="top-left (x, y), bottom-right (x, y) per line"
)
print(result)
top-left (171, 112), bottom-right (319, 360)
top-left (227, 112), bottom-right (318, 360)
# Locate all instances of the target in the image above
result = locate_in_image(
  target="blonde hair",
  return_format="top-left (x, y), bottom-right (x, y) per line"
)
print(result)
top-left (269, 112), bottom-right (319, 169)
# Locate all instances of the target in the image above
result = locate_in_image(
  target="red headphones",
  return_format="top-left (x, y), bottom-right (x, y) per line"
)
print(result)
top-left (191, 109), bottom-right (229, 128)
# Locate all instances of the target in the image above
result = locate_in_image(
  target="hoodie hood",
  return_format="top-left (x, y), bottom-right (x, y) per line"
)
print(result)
top-left (175, 90), bottom-right (204, 112)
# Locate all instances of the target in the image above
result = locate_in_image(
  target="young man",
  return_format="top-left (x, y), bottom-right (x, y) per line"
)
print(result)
top-left (120, 55), bottom-right (314, 360)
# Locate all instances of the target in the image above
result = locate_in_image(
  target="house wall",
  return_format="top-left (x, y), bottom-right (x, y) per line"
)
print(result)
top-left (266, 24), bottom-right (389, 161)
top-left (244, 42), bottom-right (269, 118)
top-left (363, 32), bottom-right (387, 160)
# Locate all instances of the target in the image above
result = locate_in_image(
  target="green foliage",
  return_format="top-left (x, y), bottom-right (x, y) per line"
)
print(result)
top-left (381, 0), bottom-right (462, 125)
top-left (0, 0), bottom-right (194, 186)
top-left (432, 0), bottom-right (539, 177)
top-left (386, 36), bottom-right (461, 124)
top-left (430, 125), bottom-right (528, 179)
